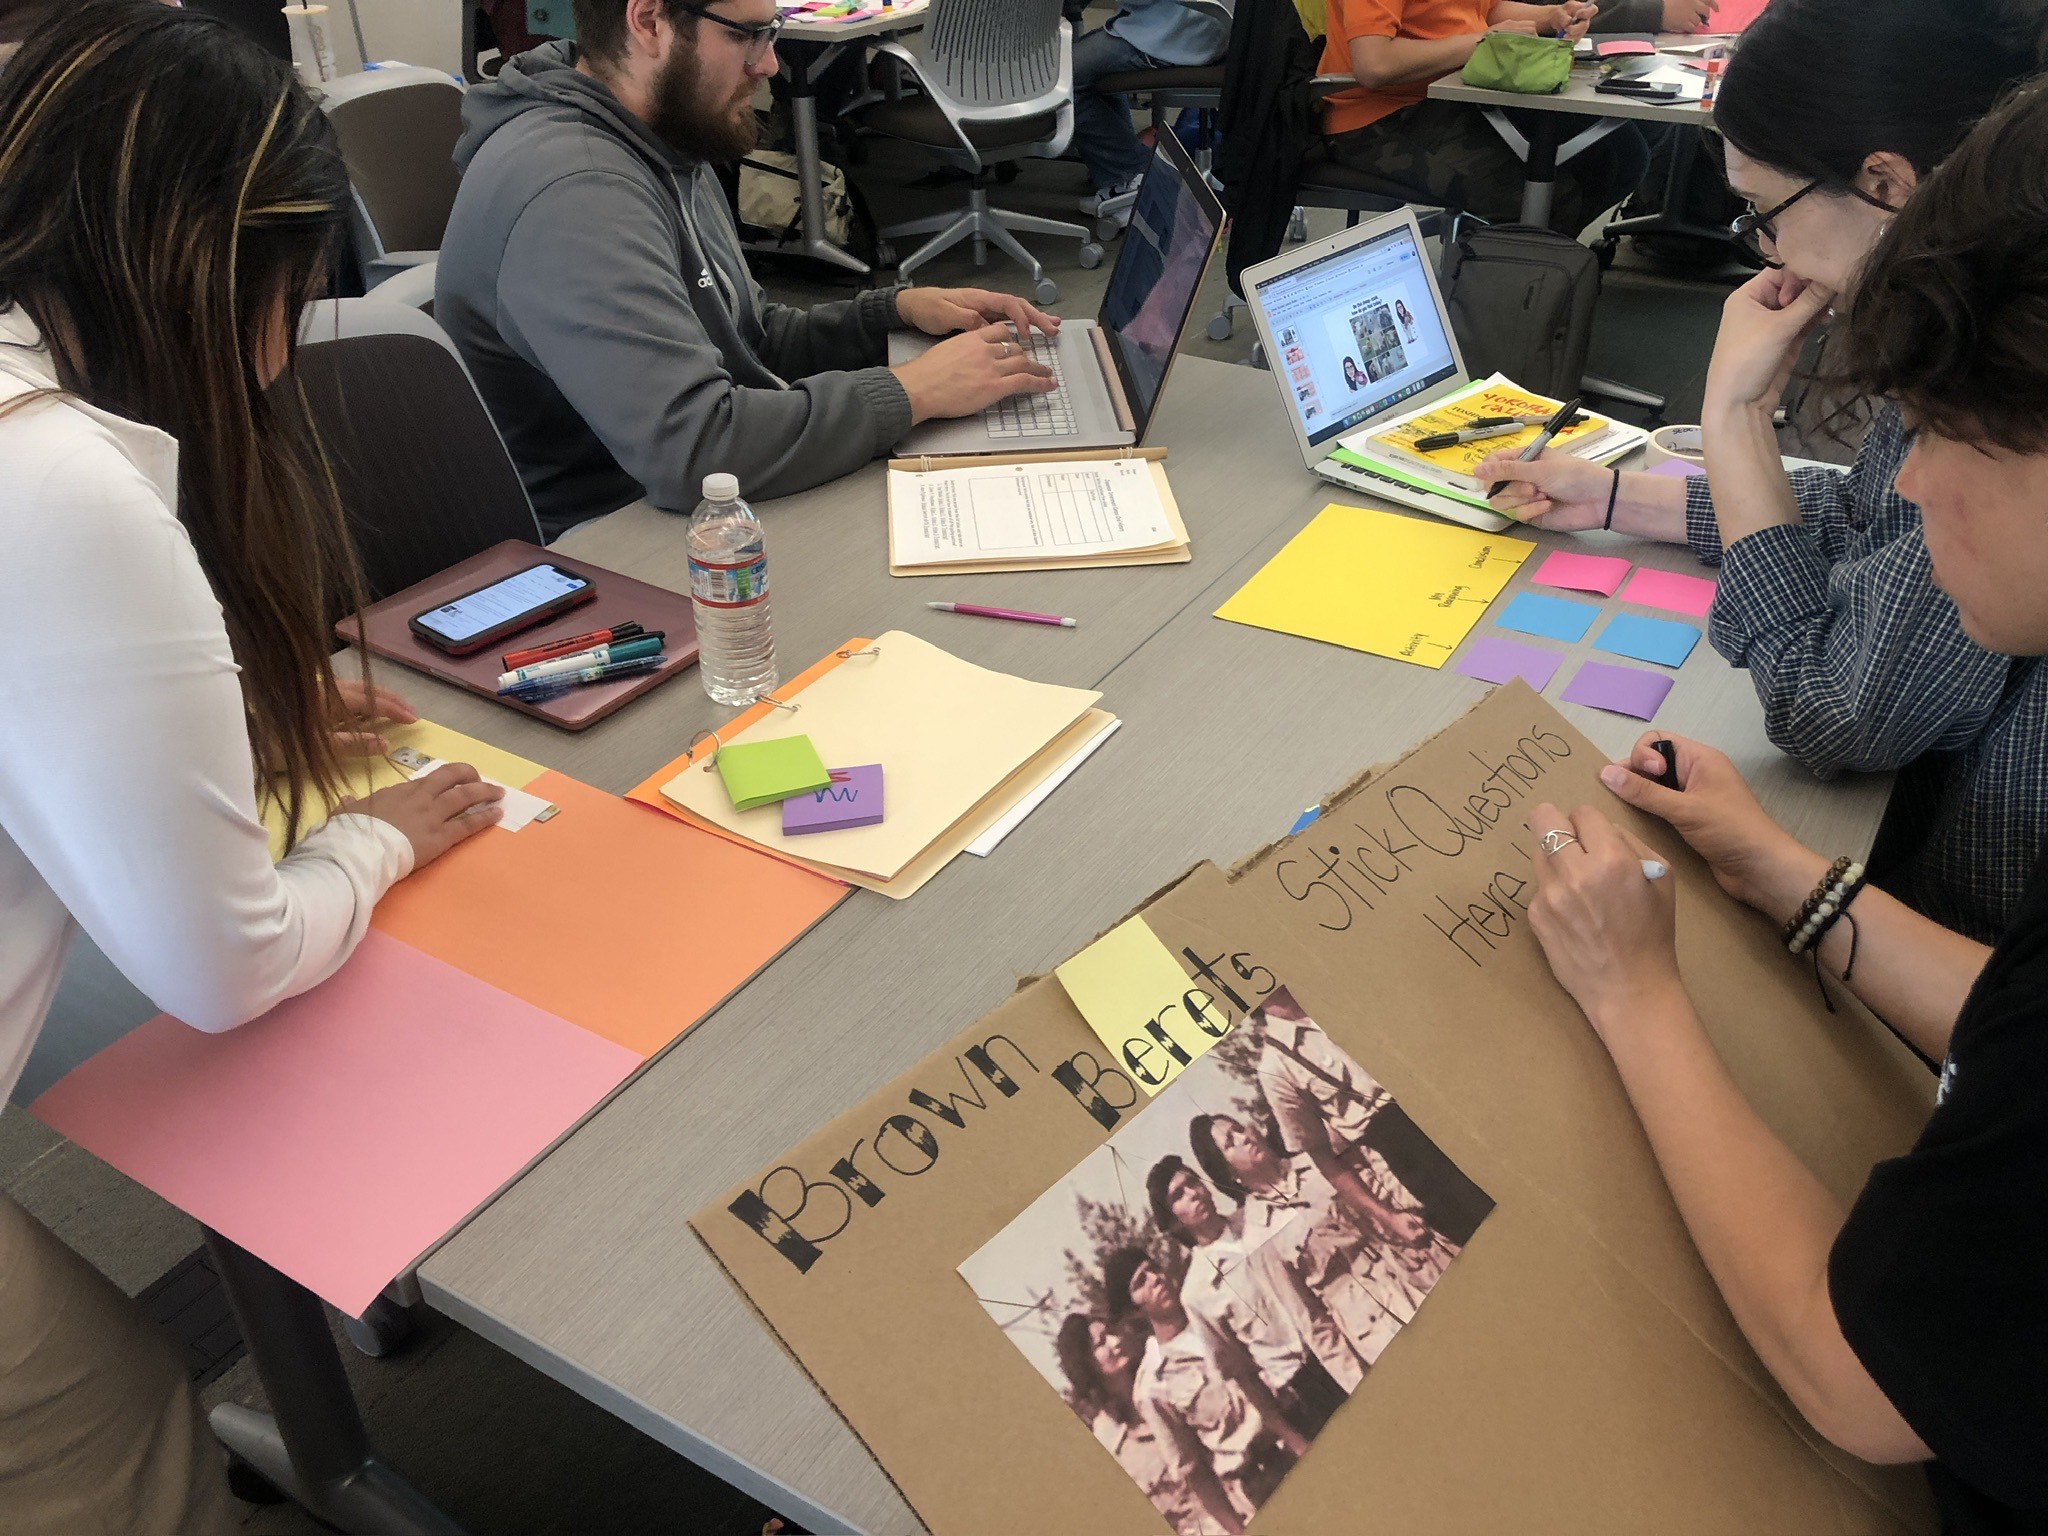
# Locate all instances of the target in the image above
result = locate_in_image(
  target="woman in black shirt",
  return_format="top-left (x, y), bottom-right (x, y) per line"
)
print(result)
top-left (1521, 79), bottom-right (2048, 1532)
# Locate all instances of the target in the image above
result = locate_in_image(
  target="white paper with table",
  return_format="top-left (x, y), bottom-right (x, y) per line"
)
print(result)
top-left (887, 457), bottom-right (1182, 569)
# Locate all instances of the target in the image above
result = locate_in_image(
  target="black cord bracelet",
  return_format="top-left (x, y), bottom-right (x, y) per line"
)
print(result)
top-left (1603, 466), bottom-right (1621, 530)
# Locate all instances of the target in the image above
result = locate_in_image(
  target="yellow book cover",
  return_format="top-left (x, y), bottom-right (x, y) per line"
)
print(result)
top-left (1371, 385), bottom-right (1612, 484)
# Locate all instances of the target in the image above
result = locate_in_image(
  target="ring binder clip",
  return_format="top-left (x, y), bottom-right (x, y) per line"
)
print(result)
top-left (688, 728), bottom-right (723, 772)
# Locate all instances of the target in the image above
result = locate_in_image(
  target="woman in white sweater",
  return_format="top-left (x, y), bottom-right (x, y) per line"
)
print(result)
top-left (0, 6), bottom-right (503, 1528)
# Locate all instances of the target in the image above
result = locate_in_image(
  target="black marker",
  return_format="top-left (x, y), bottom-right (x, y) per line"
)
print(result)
top-left (1650, 738), bottom-right (1682, 790)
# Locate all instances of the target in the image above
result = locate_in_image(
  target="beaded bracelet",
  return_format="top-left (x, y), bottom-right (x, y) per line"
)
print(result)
top-left (1783, 856), bottom-right (1869, 956)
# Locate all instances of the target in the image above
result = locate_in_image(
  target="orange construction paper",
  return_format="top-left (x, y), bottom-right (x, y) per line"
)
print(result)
top-left (372, 769), bottom-right (846, 1058)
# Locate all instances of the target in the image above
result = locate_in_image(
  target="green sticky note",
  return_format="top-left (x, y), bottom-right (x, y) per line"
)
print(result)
top-left (715, 735), bottom-right (832, 811)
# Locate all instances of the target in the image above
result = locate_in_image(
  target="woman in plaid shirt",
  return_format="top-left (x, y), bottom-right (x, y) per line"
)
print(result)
top-left (1478, 0), bottom-right (2046, 941)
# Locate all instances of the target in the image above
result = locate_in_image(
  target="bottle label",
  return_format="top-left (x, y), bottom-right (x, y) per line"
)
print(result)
top-left (689, 553), bottom-right (769, 607)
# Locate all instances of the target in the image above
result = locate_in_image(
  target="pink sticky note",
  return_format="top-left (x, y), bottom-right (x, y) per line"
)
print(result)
top-left (1455, 636), bottom-right (1565, 692)
top-left (1645, 458), bottom-right (1704, 479)
top-left (782, 763), bottom-right (885, 834)
top-left (1533, 550), bottom-right (1632, 597)
top-left (1561, 660), bottom-right (1675, 720)
top-left (1622, 567), bottom-right (1718, 617)
top-left (31, 932), bottom-right (638, 1317)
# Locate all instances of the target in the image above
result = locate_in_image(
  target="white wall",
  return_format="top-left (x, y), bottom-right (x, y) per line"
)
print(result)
top-left (320, 0), bottom-right (466, 76)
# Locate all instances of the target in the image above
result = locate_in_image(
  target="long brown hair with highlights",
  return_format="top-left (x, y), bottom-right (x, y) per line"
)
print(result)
top-left (0, 0), bottom-right (367, 847)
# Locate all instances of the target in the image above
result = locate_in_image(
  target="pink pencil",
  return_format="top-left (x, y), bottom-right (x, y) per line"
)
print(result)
top-left (927, 601), bottom-right (1076, 629)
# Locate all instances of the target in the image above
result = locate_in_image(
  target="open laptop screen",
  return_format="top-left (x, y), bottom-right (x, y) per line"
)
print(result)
top-left (1250, 222), bottom-right (1459, 452)
top-left (1098, 135), bottom-right (1223, 437)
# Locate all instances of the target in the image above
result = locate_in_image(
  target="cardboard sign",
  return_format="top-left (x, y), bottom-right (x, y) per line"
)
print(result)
top-left (693, 684), bottom-right (1937, 1535)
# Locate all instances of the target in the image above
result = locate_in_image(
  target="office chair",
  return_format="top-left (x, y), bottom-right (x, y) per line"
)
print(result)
top-left (1207, 0), bottom-right (1444, 346)
top-left (314, 67), bottom-right (466, 292)
top-left (295, 299), bottom-right (545, 612)
top-left (1083, 0), bottom-right (1234, 240)
top-left (856, 0), bottom-right (1101, 303)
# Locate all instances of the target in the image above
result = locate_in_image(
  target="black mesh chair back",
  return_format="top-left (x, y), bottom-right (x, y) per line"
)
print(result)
top-left (294, 300), bottom-right (544, 614)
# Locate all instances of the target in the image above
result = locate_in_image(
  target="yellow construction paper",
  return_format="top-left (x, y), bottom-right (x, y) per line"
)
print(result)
top-left (1054, 915), bottom-right (1233, 1095)
top-left (262, 720), bottom-right (549, 859)
top-left (1215, 504), bottom-right (1535, 667)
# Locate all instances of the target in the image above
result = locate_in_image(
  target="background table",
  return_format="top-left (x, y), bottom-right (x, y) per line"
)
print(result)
top-left (1427, 46), bottom-right (1717, 226)
top-left (403, 356), bottom-right (1891, 1534)
top-left (765, 3), bottom-right (931, 274)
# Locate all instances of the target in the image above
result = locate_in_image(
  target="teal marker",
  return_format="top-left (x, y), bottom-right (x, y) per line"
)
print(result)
top-left (497, 633), bottom-right (663, 689)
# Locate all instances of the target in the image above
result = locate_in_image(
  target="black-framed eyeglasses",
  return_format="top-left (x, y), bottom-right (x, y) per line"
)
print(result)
top-left (674, 2), bottom-right (783, 66)
top-left (1730, 178), bottom-right (1899, 267)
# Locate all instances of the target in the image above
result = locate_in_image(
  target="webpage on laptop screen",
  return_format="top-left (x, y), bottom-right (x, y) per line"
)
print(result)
top-left (1256, 227), bottom-right (1458, 451)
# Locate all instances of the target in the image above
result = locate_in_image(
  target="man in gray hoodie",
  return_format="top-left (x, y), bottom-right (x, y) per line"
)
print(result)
top-left (437, 0), bottom-right (1062, 537)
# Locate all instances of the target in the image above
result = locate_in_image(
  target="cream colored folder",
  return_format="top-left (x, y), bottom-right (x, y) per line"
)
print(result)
top-left (886, 447), bottom-right (1190, 576)
top-left (661, 631), bottom-right (1101, 889)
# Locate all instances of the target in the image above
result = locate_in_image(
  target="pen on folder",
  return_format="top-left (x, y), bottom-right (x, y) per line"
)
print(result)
top-left (927, 601), bottom-right (1077, 629)
top-left (497, 633), bottom-right (663, 690)
top-left (1486, 395), bottom-right (1584, 499)
top-left (501, 653), bottom-right (665, 701)
top-left (502, 620), bottom-right (644, 671)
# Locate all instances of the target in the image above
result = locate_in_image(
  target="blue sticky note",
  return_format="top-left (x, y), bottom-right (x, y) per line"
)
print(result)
top-left (1594, 612), bottom-right (1701, 669)
top-left (1289, 805), bottom-right (1322, 835)
top-left (1497, 591), bottom-right (1600, 644)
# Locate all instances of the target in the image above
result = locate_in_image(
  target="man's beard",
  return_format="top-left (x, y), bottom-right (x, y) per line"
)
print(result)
top-left (646, 45), bottom-right (759, 163)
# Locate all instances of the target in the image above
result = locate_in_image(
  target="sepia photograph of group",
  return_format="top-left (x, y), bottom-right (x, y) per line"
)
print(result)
top-left (961, 987), bottom-right (1495, 1534)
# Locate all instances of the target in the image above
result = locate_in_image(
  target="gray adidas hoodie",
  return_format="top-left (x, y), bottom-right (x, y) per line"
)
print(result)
top-left (436, 42), bottom-right (913, 538)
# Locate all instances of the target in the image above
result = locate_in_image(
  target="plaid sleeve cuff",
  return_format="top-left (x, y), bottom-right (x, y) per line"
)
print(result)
top-left (1707, 523), bottom-right (1832, 666)
top-left (1682, 473), bottom-right (1724, 568)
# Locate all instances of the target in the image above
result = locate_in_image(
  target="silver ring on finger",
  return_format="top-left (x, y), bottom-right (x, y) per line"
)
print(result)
top-left (1538, 830), bottom-right (1581, 857)
top-left (999, 340), bottom-right (1014, 358)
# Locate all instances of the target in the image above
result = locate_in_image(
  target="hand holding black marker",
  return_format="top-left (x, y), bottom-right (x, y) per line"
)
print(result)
top-left (1486, 395), bottom-right (1584, 500)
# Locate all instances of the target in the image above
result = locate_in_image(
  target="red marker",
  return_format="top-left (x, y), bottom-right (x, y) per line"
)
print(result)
top-left (501, 621), bottom-right (644, 670)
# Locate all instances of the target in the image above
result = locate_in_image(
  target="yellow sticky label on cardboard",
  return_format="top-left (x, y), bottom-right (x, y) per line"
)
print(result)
top-left (1054, 915), bottom-right (1233, 1094)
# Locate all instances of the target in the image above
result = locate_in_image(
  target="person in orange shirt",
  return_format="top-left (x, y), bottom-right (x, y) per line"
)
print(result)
top-left (1316, 0), bottom-right (1651, 233)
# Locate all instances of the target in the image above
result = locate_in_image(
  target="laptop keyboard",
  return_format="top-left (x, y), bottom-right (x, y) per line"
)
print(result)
top-left (984, 333), bottom-right (1079, 439)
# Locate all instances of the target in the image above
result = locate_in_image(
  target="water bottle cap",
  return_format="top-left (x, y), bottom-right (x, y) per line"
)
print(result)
top-left (702, 473), bottom-right (740, 501)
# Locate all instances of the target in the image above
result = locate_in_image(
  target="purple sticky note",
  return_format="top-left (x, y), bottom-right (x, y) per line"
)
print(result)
top-left (1455, 636), bottom-right (1565, 692)
top-left (1561, 660), bottom-right (1675, 721)
top-left (1645, 458), bottom-right (1705, 479)
top-left (781, 764), bottom-right (885, 835)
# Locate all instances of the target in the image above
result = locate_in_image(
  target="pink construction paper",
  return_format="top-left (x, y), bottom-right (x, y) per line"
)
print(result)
top-left (1622, 568), bottom-right (1718, 618)
top-left (1532, 550), bottom-right (1632, 597)
top-left (31, 931), bottom-right (638, 1317)
top-left (1704, 0), bottom-right (1768, 32)
top-left (1455, 635), bottom-right (1565, 692)
top-left (1561, 660), bottom-right (1675, 721)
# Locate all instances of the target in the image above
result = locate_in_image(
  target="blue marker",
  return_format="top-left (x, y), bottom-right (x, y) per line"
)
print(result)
top-left (503, 653), bottom-right (664, 702)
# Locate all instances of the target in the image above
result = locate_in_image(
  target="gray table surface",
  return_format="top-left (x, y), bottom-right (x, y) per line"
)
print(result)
top-left (415, 356), bottom-right (1891, 1535)
top-left (779, 0), bottom-right (926, 42)
top-left (1427, 43), bottom-right (1719, 126)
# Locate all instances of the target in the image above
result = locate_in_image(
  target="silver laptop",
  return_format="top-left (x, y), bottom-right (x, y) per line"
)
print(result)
top-left (890, 130), bottom-right (1225, 456)
top-left (1241, 208), bottom-right (1513, 533)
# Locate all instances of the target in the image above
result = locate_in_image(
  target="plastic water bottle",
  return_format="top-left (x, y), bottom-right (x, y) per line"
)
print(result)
top-left (687, 473), bottom-right (779, 705)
